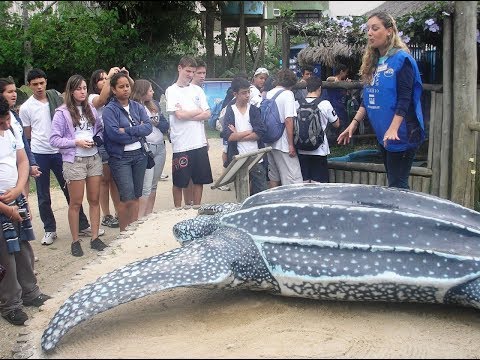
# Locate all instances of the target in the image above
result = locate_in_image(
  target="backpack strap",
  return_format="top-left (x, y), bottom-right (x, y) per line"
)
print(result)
top-left (270, 88), bottom-right (285, 101)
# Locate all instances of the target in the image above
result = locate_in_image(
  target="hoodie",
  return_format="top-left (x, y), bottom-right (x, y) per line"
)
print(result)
top-left (102, 98), bottom-right (153, 159)
top-left (49, 104), bottom-right (103, 163)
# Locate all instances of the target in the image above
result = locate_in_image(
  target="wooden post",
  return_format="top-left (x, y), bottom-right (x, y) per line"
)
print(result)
top-left (281, 20), bottom-right (290, 69)
top-left (239, 1), bottom-right (246, 73)
top-left (440, 16), bottom-right (452, 199)
top-left (451, 1), bottom-right (477, 208)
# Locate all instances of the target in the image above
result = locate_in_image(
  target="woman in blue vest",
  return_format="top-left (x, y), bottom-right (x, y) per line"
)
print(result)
top-left (337, 12), bottom-right (425, 189)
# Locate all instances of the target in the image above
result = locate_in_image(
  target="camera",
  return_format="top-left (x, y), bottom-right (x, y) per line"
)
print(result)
top-left (18, 208), bottom-right (28, 220)
top-left (92, 135), bottom-right (103, 147)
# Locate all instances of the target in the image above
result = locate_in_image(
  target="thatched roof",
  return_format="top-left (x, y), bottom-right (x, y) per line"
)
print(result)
top-left (364, 1), bottom-right (436, 18)
top-left (297, 43), bottom-right (364, 68)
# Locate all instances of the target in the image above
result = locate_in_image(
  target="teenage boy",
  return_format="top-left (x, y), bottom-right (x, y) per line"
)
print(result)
top-left (165, 56), bottom-right (213, 209)
top-left (296, 76), bottom-right (339, 183)
top-left (19, 69), bottom-right (104, 245)
top-left (221, 77), bottom-right (267, 195)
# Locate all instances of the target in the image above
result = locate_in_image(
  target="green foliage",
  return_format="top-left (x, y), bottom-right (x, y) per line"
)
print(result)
top-left (0, 1), bottom-right (204, 90)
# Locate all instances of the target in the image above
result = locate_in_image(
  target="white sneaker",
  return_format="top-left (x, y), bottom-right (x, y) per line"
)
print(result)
top-left (41, 232), bottom-right (57, 245)
top-left (78, 227), bottom-right (105, 237)
top-left (160, 174), bottom-right (169, 181)
top-left (218, 185), bottom-right (231, 191)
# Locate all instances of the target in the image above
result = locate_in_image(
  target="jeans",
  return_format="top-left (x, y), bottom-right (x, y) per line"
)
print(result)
top-left (379, 145), bottom-right (417, 189)
top-left (142, 142), bottom-right (166, 196)
top-left (33, 153), bottom-right (90, 232)
top-left (108, 149), bottom-right (148, 202)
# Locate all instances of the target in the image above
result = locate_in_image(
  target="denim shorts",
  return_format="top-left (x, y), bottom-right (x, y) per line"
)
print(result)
top-left (108, 149), bottom-right (147, 202)
top-left (62, 153), bottom-right (103, 183)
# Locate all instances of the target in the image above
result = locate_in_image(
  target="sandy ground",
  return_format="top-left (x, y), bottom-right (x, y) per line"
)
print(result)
top-left (2, 138), bottom-right (480, 359)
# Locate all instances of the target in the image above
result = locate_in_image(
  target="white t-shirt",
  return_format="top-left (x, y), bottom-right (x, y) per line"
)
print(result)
top-left (75, 107), bottom-right (97, 157)
top-left (232, 104), bottom-right (259, 155)
top-left (165, 83), bottom-right (209, 153)
top-left (296, 98), bottom-right (338, 156)
top-left (19, 96), bottom-right (58, 154)
top-left (145, 107), bottom-right (164, 145)
top-left (0, 122), bottom-right (24, 192)
top-left (88, 94), bottom-right (104, 124)
top-left (122, 104), bottom-right (142, 151)
top-left (249, 85), bottom-right (262, 108)
top-left (265, 87), bottom-right (297, 153)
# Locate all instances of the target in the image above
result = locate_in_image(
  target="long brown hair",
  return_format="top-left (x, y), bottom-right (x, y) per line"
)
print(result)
top-left (359, 12), bottom-right (410, 84)
top-left (130, 79), bottom-right (159, 114)
top-left (64, 74), bottom-right (96, 127)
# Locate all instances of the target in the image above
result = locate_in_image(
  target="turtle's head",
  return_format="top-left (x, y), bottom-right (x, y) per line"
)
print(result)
top-left (172, 215), bottom-right (222, 246)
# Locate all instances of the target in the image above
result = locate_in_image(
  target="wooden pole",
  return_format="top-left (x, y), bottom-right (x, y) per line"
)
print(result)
top-left (439, 16), bottom-right (453, 199)
top-left (281, 21), bottom-right (289, 69)
top-left (451, 1), bottom-right (477, 208)
top-left (239, 1), bottom-right (246, 73)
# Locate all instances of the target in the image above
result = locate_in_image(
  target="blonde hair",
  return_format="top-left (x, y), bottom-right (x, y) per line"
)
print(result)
top-left (359, 12), bottom-right (410, 84)
top-left (130, 79), bottom-right (158, 114)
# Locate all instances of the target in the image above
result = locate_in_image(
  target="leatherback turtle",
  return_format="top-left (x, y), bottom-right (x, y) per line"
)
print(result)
top-left (41, 183), bottom-right (480, 352)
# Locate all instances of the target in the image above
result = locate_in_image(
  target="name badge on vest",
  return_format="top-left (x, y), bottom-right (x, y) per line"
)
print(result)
top-left (377, 64), bottom-right (388, 72)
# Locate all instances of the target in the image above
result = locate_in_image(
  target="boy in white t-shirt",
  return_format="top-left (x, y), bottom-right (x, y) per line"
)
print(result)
top-left (221, 77), bottom-right (267, 195)
top-left (165, 56), bottom-right (213, 209)
top-left (265, 68), bottom-right (303, 187)
top-left (296, 76), bottom-right (339, 183)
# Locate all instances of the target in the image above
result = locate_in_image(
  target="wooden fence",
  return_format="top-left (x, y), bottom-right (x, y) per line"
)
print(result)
top-left (326, 83), bottom-right (442, 195)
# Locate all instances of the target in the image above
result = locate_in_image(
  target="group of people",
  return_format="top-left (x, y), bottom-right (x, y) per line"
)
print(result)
top-left (0, 10), bottom-right (425, 327)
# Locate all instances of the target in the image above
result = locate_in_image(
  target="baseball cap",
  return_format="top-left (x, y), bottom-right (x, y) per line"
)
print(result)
top-left (254, 67), bottom-right (269, 77)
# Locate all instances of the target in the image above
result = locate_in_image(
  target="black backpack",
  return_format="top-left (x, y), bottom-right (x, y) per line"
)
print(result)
top-left (293, 97), bottom-right (325, 151)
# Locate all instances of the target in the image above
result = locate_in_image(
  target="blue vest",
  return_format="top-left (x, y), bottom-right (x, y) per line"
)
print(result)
top-left (363, 49), bottom-right (425, 152)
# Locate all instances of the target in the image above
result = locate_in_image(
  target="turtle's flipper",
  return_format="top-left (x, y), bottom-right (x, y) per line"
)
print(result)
top-left (444, 277), bottom-right (480, 310)
top-left (41, 239), bottom-right (234, 352)
top-left (42, 228), bottom-right (279, 352)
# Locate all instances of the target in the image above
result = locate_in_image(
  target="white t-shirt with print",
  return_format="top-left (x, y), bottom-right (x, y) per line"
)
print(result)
top-left (145, 107), bottom-right (164, 145)
top-left (296, 98), bottom-right (338, 156)
top-left (0, 123), bottom-right (24, 192)
top-left (75, 106), bottom-right (98, 157)
top-left (165, 83), bottom-right (209, 153)
top-left (19, 96), bottom-right (58, 154)
top-left (265, 87), bottom-right (297, 153)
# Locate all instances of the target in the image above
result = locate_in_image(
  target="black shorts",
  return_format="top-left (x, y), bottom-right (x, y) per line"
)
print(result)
top-left (172, 146), bottom-right (213, 188)
top-left (298, 154), bottom-right (329, 183)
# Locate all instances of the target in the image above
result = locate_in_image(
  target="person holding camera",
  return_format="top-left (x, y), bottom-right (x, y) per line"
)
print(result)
top-left (0, 96), bottom-right (51, 325)
top-left (50, 75), bottom-right (106, 257)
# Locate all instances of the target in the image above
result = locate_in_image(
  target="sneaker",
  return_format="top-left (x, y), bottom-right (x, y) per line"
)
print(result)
top-left (90, 237), bottom-right (108, 251)
top-left (79, 227), bottom-right (105, 237)
top-left (23, 293), bottom-right (52, 307)
top-left (101, 215), bottom-right (119, 228)
top-left (2, 309), bottom-right (28, 326)
top-left (41, 232), bottom-right (57, 245)
top-left (71, 241), bottom-right (84, 257)
top-left (218, 185), bottom-right (231, 191)
top-left (160, 173), bottom-right (169, 181)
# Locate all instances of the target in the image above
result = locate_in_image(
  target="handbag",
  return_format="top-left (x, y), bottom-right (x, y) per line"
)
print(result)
top-left (127, 111), bottom-right (155, 169)
top-left (142, 140), bottom-right (156, 169)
